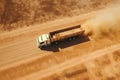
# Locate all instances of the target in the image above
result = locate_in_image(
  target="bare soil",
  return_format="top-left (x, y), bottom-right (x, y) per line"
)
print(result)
top-left (0, 0), bottom-right (120, 80)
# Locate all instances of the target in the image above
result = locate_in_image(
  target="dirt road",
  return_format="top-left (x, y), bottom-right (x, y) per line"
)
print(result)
top-left (0, 9), bottom-right (120, 80)
top-left (0, 11), bottom-right (97, 68)
top-left (18, 44), bottom-right (120, 80)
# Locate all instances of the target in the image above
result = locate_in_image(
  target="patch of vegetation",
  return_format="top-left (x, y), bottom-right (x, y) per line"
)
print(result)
top-left (0, 0), bottom-right (115, 31)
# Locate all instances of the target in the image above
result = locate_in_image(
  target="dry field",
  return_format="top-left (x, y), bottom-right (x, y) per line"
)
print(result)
top-left (0, 0), bottom-right (120, 80)
top-left (0, 0), bottom-right (116, 31)
top-left (41, 48), bottom-right (120, 80)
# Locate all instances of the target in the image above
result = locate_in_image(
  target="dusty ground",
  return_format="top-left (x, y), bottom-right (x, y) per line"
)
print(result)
top-left (0, 0), bottom-right (116, 31)
top-left (0, 1), bottom-right (120, 80)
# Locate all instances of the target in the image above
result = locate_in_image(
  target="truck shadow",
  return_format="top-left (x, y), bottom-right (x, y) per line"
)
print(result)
top-left (40, 36), bottom-right (90, 52)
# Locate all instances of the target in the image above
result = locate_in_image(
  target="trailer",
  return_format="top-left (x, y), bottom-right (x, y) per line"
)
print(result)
top-left (37, 25), bottom-right (85, 48)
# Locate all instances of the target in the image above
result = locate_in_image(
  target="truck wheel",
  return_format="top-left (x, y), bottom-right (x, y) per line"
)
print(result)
top-left (38, 45), bottom-right (42, 48)
top-left (38, 46), bottom-right (41, 48)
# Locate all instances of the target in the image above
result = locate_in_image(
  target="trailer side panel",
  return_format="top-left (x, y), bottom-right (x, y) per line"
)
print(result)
top-left (50, 25), bottom-right (84, 42)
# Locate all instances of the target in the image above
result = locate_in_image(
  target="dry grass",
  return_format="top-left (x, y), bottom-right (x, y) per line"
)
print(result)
top-left (41, 49), bottom-right (120, 80)
top-left (0, 55), bottom-right (59, 80)
top-left (41, 64), bottom-right (89, 80)
top-left (0, 0), bottom-right (115, 31)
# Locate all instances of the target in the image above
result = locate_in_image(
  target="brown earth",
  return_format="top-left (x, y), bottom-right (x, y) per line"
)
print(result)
top-left (0, 0), bottom-right (116, 31)
top-left (0, 1), bottom-right (120, 80)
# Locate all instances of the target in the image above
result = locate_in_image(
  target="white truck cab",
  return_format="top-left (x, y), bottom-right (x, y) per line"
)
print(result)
top-left (37, 34), bottom-right (51, 48)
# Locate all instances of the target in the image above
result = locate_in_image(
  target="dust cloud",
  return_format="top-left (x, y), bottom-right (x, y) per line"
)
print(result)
top-left (82, 3), bottom-right (120, 40)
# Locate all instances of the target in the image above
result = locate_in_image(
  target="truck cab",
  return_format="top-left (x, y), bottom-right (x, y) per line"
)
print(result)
top-left (37, 34), bottom-right (51, 48)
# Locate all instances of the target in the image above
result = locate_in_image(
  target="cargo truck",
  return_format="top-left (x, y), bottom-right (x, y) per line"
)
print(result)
top-left (37, 25), bottom-right (85, 48)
